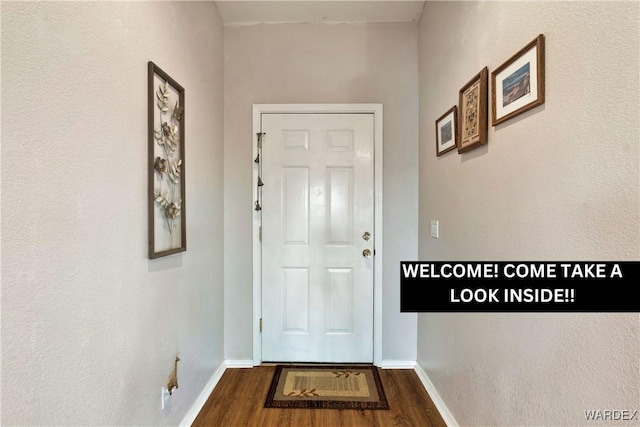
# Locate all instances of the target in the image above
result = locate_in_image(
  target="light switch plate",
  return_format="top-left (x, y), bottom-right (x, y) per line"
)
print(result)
top-left (430, 220), bottom-right (439, 239)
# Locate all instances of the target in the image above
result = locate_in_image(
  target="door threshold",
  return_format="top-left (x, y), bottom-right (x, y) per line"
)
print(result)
top-left (260, 362), bottom-right (375, 366)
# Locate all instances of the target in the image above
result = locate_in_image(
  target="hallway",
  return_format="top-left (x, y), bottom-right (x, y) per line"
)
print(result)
top-left (192, 366), bottom-right (447, 427)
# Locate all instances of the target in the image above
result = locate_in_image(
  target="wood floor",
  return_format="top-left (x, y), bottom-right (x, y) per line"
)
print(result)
top-left (192, 366), bottom-right (447, 427)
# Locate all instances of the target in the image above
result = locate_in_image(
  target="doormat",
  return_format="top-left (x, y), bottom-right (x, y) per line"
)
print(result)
top-left (264, 365), bottom-right (389, 410)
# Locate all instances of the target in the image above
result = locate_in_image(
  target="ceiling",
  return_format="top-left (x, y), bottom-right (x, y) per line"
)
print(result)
top-left (215, 1), bottom-right (426, 25)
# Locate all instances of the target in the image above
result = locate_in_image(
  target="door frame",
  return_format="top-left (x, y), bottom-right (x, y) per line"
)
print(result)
top-left (252, 104), bottom-right (383, 366)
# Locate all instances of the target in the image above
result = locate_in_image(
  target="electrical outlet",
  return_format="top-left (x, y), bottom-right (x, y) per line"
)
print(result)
top-left (430, 220), bottom-right (439, 239)
top-left (161, 387), bottom-right (171, 410)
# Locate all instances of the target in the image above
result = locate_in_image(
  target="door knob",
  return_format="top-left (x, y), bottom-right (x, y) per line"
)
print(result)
top-left (362, 231), bottom-right (371, 241)
top-left (362, 249), bottom-right (372, 258)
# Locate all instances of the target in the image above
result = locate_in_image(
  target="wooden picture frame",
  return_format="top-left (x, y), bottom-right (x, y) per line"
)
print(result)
top-left (148, 61), bottom-right (186, 259)
top-left (491, 34), bottom-right (545, 126)
top-left (458, 67), bottom-right (488, 153)
top-left (435, 106), bottom-right (458, 156)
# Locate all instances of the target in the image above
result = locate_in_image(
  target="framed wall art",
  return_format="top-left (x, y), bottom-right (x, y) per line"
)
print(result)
top-left (491, 34), bottom-right (545, 126)
top-left (435, 106), bottom-right (458, 156)
top-left (458, 67), bottom-right (488, 153)
top-left (148, 61), bottom-right (186, 259)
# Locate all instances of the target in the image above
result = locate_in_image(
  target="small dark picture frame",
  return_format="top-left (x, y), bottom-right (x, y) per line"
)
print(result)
top-left (491, 34), bottom-right (545, 126)
top-left (435, 106), bottom-right (458, 156)
top-left (458, 67), bottom-right (488, 153)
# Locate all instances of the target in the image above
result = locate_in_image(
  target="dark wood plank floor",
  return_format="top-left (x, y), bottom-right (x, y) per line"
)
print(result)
top-left (192, 366), bottom-right (447, 427)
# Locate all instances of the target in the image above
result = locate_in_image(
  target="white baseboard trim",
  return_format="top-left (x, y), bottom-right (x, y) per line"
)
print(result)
top-left (378, 360), bottom-right (416, 369)
top-left (414, 362), bottom-right (458, 427)
top-left (224, 359), bottom-right (255, 368)
top-left (180, 362), bottom-right (227, 427)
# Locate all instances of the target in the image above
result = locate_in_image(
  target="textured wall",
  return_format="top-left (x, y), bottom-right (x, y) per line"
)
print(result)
top-left (417, 2), bottom-right (639, 426)
top-left (1, 2), bottom-right (224, 425)
top-left (224, 23), bottom-right (419, 362)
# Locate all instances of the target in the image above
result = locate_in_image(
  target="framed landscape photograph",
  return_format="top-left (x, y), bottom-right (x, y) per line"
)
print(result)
top-left (458, 67), bottom-right (488, 153)
top-left (491, 34), bottom-right (545, 126)
top-left (435, 106), bottom-right (458, 156)
top-left (148, 61), bottom-right (186, 259)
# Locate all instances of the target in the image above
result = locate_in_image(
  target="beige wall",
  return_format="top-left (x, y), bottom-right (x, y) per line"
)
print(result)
top-left (224, 23), bottom-right (419, 362)
top-left (1, 2), bottom-right (225, 425)
top-left (417, 2), bottom-right (639, 425)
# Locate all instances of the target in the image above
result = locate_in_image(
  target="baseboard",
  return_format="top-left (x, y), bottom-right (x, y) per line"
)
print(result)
top-left (224, 359), bottom-right (255, 368)
top-left (179, 362), bottom-right (227, 426)
top-left (378, 360), bottom-right (416, 369)
top-left (414, 362), bottom-right (458, 427)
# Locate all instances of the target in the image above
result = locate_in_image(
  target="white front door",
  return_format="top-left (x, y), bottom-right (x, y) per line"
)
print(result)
top-left (260, 113), bottom-right (375, 363)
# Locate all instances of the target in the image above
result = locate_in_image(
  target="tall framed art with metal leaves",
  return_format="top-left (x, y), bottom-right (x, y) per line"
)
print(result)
top-left (148, 61), bottom-right (186, 259)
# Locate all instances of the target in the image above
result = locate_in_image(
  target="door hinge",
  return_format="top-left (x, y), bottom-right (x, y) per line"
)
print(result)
top-left (259, 318), bottom-right (263, 332)
top-left (259, 226), bottom-right (262, 242)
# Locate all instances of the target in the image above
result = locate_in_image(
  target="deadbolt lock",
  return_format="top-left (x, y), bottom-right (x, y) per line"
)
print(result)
top-left (362, 231), bottom-right (371, 241)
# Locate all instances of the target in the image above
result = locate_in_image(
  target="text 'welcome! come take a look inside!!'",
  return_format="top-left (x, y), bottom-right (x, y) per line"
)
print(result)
top-left (400, 261), bottom-right (639, 312)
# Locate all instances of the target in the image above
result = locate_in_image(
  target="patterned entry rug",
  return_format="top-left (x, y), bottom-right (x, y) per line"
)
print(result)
top-left (264, 365), bottom-right (390, 410)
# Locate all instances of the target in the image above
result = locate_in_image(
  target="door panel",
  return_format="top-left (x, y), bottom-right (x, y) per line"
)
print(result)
top-left (261, 113), bottom-right (374, 363)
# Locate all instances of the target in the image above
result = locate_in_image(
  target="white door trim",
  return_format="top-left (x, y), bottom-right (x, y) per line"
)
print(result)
top-left (252, 104), bottom-right (383, 366)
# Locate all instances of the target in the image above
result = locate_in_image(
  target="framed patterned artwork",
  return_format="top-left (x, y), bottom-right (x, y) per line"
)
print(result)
top-left (458, 67), bottom-right (488, 153)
